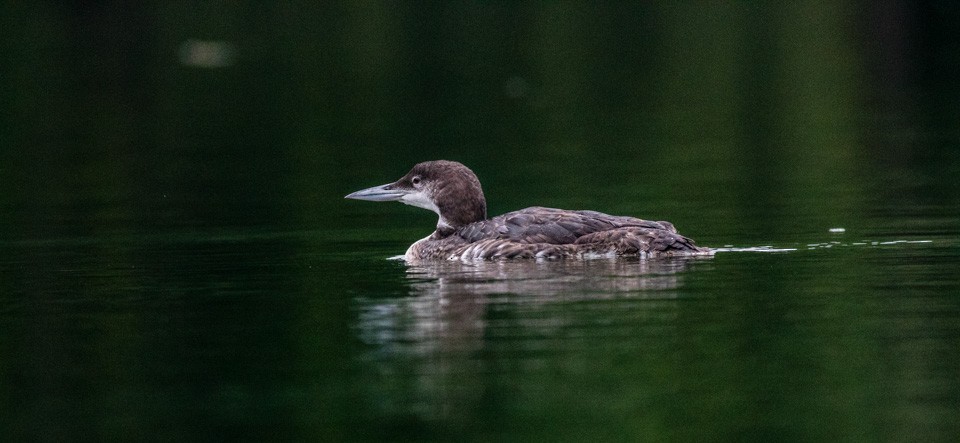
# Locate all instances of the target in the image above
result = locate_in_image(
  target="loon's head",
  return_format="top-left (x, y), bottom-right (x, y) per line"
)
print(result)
top-left (345, 160), bottom-right (487, 229)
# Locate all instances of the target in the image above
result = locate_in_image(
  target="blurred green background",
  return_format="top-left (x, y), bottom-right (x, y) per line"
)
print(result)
top-left (2, 2), bottom-right (957, 239)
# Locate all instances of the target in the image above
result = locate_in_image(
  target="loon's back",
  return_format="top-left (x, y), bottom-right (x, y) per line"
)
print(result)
top-left (411, 207), bottom-right (707, 261)
top-left (457, 207), bottom-right (674, 243)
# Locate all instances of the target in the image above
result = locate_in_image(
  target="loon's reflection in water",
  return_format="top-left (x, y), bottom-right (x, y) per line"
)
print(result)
top-left (351, 257), bottom-right (712, 425)
top-left (405, 257), bottom-right (708, 297)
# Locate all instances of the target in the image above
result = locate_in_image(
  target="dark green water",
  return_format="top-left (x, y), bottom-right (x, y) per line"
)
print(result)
top-left (2, 2), bottom-right (960, 441)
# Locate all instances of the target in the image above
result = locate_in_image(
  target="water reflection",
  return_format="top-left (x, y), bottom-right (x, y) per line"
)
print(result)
top-left (358, 257), bottom-right (710, 349)
top-left (404, 257), bottom-right (709, 298)
top-left (352, 257), bottom-right (710, 425)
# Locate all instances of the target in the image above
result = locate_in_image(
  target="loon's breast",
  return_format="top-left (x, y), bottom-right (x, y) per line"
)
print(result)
top-left (406, 206), bottom-right (710, 261)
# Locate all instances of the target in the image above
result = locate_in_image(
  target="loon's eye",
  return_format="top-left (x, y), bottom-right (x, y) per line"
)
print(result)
top-left (411, 176), bottom-right (422, 187)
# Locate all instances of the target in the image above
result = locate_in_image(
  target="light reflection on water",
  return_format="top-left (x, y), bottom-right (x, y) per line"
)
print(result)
top-left (714, 239), bottom-right (936, 252)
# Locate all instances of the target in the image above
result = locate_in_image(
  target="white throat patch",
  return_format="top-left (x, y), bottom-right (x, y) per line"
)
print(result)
top-left (400, 190), bottom-right (451, 230)
top-left (400, 190), bottom-right (440, 216)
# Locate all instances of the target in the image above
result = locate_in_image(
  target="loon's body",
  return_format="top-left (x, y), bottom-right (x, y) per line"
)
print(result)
top-left (345, 160), bottom-right (710, 261)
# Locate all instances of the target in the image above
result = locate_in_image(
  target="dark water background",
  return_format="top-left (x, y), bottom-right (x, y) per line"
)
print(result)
top-left (1, 2), bottom-right (959, 441)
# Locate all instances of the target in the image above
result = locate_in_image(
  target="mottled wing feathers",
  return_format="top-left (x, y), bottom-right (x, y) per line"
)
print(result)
top-left (441, 239), bottom-right (576, 260)
top-left (574, 227), bottom-right (698, 254)
top-left (410, 207), bottom-right (706, 260)
top-left (457, 207), bottom-right (676, 244)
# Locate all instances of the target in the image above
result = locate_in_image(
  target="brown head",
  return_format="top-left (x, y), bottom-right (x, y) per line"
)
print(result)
top-left (345, 160), bottom-right (487, 229)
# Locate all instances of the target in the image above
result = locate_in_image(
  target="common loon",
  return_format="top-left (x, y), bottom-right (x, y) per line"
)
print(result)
top-left (345, 160), bottom-right (711, 261)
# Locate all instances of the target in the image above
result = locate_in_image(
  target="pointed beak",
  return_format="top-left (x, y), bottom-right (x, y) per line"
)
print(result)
top-left (344, 183), bottom-right (408, 202)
